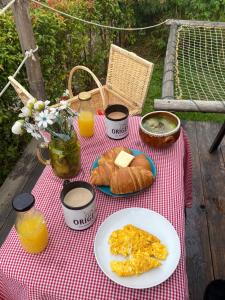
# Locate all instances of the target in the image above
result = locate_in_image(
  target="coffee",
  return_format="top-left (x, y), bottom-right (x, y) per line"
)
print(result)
top-left (61, 181), bottom-right (96, 230)
top-left (105, 104), bottom-right (129, 140)
top-left (107, 111), bottom-right (126, 120)
top-left (63, 187), bottom-right (93, 208)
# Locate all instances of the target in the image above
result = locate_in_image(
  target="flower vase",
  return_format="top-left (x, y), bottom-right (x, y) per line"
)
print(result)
top-left (37, 131), bottom-right (80, 179)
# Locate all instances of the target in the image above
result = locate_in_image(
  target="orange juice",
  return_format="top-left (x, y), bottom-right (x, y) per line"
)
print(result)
top-left (16, 213), bottom-right (48, 254)
top-left (78, 111), bottom-right (94, 137)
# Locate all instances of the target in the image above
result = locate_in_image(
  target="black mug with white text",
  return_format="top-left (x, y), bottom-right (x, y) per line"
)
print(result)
top-left (60, 180), bottom-right (96, 230)
top-left (105, 104), bottom-right (129, 140)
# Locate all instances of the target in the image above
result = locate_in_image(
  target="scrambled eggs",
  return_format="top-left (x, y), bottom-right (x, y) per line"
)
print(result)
top-left (109, 224), bottom-right (168, 277)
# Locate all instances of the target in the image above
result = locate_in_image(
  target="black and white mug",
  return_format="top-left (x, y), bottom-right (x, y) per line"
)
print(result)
top-left (105, 104), bottom-right (129, 140)
top-left (60, 181), bottom-right (96, 230)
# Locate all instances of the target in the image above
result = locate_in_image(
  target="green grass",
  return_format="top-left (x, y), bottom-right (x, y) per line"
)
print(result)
top-left (130, 33), bottom-right (225, 123)
top-left (143, 60), bottom-right (163, 115)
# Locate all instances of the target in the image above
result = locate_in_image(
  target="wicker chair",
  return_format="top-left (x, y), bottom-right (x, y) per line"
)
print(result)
top-left (67, 44), bottom-right (154, 115)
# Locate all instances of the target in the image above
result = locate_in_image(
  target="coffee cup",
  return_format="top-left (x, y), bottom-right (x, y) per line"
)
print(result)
top-left (105, 104), bottom-right (129, 139)
top-left (60, 181), bottom-right (96, 230)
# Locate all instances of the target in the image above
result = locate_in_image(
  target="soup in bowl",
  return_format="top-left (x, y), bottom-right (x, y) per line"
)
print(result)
top-left (139, 111), bottom-right (181, 148)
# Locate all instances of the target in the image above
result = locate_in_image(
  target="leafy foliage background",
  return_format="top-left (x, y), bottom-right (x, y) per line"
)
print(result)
top-left (0, 0), bottom-right (135, 185)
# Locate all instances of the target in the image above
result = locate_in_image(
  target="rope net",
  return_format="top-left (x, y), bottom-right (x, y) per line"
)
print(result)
top-left (175, 25), bottom-right (225, 102)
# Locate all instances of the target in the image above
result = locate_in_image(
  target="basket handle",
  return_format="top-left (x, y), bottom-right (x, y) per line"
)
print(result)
top-left (68, 65), bottom-right (106, 109)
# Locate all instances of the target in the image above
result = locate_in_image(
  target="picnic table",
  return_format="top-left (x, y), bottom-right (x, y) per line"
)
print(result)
top-left (0, 116), bottom-right (192, 300)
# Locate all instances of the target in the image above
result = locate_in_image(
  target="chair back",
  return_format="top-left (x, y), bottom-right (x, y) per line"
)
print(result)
top-left (106, 44), bottom-right (154, 112)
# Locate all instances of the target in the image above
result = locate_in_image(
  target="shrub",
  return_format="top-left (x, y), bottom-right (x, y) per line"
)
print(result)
top-left (0, 13), bottom-right (29, 184)
top-left (0, 0), bottom-right (136, 185)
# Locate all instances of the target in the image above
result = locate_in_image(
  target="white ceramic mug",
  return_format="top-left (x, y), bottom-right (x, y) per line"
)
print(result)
top-left (60, 181), bottom-right (96, 230)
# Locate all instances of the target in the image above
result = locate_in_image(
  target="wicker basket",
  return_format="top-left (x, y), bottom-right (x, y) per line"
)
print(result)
top-left (66, 44), bottom-right (154, 115)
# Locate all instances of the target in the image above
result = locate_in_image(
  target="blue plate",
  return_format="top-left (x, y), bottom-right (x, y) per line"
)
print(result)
top-left (91, 149), bottom-right (156, 197)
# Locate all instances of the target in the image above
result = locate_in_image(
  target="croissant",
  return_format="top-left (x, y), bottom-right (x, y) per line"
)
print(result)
top-left (130, 154), bottom-right (151, 171)
top-left (110, 167), bottom-right (154, 194)
top-left (98, 146), bottom-right (132, 166)
top-left (90, 162), bottom-right (118, 186)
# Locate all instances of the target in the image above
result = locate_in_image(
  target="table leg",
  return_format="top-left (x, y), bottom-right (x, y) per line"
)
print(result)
top-left (209, 121), bottom-right (225, 153)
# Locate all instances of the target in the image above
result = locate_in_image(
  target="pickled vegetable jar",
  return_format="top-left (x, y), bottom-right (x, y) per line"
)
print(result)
top-left (37, 131), bottom-right (81, 179)
top-left (49, 131), bottom-right (80, 179)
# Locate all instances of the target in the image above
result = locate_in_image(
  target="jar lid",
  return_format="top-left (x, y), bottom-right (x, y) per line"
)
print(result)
top-left (12, 193), bottom-right (35, 212)
top-left (78, 92), bottom-right (91, 101)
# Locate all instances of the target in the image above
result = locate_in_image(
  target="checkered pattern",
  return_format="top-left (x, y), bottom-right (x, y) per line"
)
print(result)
top-left (0, 116), bottom-right (192, 300)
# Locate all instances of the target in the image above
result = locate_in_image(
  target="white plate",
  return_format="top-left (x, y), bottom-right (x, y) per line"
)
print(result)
top-left (94, 208), bottom-right (181, 289)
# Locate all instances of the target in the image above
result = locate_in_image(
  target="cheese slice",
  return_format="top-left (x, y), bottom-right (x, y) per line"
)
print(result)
top-left (114, 151), bottom-right (135, 168)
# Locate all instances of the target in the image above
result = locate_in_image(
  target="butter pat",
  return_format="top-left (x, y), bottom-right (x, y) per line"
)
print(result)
top-left (114, 151), bottom-right (135, 168)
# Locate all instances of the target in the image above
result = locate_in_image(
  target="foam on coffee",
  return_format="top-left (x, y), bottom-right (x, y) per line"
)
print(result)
top-left (107, 111), bottom-right (126, 120)
top-left (63, 188), bottom-right (93, 208)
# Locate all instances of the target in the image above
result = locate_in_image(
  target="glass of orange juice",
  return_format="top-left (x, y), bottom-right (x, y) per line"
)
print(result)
top-left (78, 92), bottom-right (94, 137)
top-left (13, 193), bottom-right (48, 254)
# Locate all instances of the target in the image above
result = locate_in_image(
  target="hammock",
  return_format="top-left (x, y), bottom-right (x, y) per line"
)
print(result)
top-left (154, 19), bottom-right (225, 113)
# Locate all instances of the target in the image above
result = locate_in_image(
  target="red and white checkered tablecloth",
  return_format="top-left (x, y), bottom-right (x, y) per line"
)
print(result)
top-left (0, 116), bottom-right (192, 300)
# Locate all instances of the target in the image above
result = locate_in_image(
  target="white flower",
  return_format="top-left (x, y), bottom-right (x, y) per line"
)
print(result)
top-left (58, 100), bottom-right (69, 111)
top-left (34, 100), bottom-right (51, 111)
top-left (44, 100), bottom-right (50, 107)
top-left (25, 123), bottom-right (41, 139)
top-left (28, 98), bottom-right (37, 104)
top-left (49, 107), bottom-right (59, 116)
top-left (34, 101), bottom-right (45, 111)
top-left (26, 98), bottom-right (37, 109)
top-left (19, 106), bottom-right (32, 117)
top-left (63, 89), bottom-right (69, 97)
top-left (12, 120), bottom-right (24, 135)
top-left (35, 110), bottom-right (56, 129)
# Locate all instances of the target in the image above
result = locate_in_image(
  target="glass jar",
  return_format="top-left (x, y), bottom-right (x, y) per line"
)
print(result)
top-left (37, 130), bottom-right (81, 179)
top-left (12, 193), bottom-right (48, 254)
top-left (49, 131), bottom-right (80, 179)
top-left (78, 92), bottom-right (95, 137)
